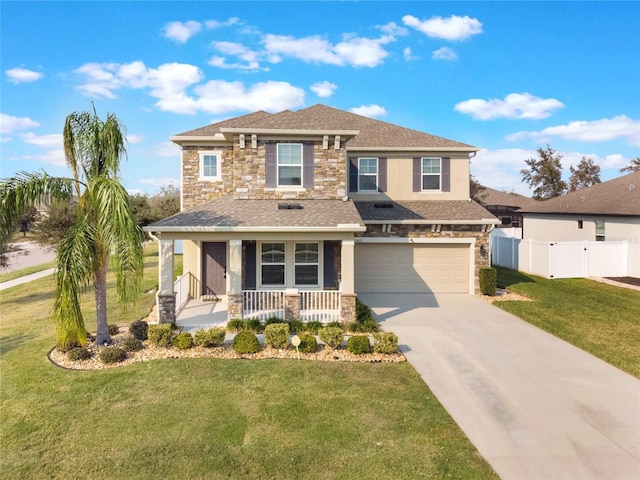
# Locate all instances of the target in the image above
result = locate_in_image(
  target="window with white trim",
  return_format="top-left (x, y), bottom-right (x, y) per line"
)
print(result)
top-left (277, 144), bottom-right (303, 186)
top-left (294, 243), bottom-right (319, 286)
top-left (199, 152), bottom-right (220, 180)
top-left (595, 221), bottom-right (605, 241)
top-left (358, 158), bottom-right (378, 192)
top-left (260, 243), bottom-right (285, 286)
top-left (421, 157), bottom-right (441, 190)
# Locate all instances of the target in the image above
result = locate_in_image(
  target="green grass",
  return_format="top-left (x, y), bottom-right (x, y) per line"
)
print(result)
top-left (495, 266), bottom-right (640, 378)
top-left (0, 246), bottom-right (496, 479)
top-left (0, 261), bottom-right (56, 283)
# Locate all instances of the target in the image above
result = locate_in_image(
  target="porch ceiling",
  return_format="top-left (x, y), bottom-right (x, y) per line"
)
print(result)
top-left (145, 196), bottom-right (366, 233)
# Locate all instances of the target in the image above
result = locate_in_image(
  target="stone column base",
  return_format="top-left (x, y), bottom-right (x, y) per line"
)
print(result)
top-left (157, 293), bottom-right (176, 324)
top-left (228, 293), bottom-right (243, 321)
top-left (340, 293), bottom-right (357, 324)
top-left (285, 292), bottom-right (301, 321)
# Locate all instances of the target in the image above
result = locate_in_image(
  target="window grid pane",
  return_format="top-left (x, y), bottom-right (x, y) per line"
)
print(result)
top-left (422, 157), bottom-right (441, 190)
top-left (277, 144), bottom-right (302, 186)
top-left (261, 243), bottom-right (285, 286)
top-left (359, 158), bottom-right (378, 191)
top-left (295, 243), bottom-right (318, 285)
top-left (202, 154), bottom-right (217, 177)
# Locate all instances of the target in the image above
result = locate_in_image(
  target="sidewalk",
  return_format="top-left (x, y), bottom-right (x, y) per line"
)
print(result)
top-left (0, 268), bottom-right (55, 291)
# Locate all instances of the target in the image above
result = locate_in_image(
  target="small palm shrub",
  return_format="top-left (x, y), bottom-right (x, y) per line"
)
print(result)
top-left (326, 321), bottom-right (345, 331)
top-left (265, 316), bottom-right (285, 325)
top-left (347, 335), bottom-right (371, 355)
top-left (297, 333), bottom-right (317, 353)
top-left (372, 332), bottom-right (399, 354)
top-left (108, 324), bottom-right (120, 335)
top-left (233, 332), bottom-right (262, 354)
top-left (319, 326), bottom-right (344, 349)
top-left (479, 267), bottom-right (497, 296)
top-left (99, 346), bottom-right (127, 364)
top-left (244, 318), bottom-right (263, 333)
top-left (122, 335), bottom-right (144, 352)
top-left (173, 332), bottom-right (194, 350)
top-left (264, 323), bottom-right (290, 349)
top-left (67, 347), bottom-right (92, 361)
top-left (287, 319), bottom-right (304, 334)
top-left (194, 327), bottom-right (226, 347)
top-left (226, 319), bottom-right (244, 333)
top-left (303, 320), bottom-right (323, 334)
top-left (348, 317), bottom-right (379, 334)
top-left (148, 324), bottom-right (173, 347)
top-left (356, 298), bottom-right (372, 322)
top-left (129, 320), bottom-right (148, 340)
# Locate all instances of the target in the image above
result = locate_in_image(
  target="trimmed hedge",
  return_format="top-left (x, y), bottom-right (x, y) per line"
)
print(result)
top-left (129, 320), bottom-right (148, 341)
top-left (173, 332), bottom-right (194, 350)
top-left (194, 327), bottom-right (226, 348)
top-left (67, 347), bottom-right (92, 361)
top-left (303, 321), bottom-right (323, 335)
top-left (319, 326), bottom-right (344, 349)
top-left (122, 336), bottom-right (144, 352)
top-left (148, 324), bottom-right (173, 347)
top-left (232, 332), bottom-right (262, 354)
top-left (99, 346), bottom-right (127, 364)
top-left (347, 335), bottom-right (371, 355)
top-left (479, 267), bottom-right (497, 296)
top-left (372, 332), bottom-right (399, 354)
top-left (297, 333), bottom-right (317, 353)
top-left (264, 323), bottom-right (290, 349)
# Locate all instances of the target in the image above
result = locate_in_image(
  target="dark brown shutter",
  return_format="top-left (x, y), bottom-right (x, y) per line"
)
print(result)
top-left (413, 157), bottom-right (421, 192)
top-left (242, 241), bottom-right (257, 290)
top-left (441, 157), bottom-right (450, 192)
top-left (378, 157), bottom-right (387, 192)
top-left (349, 157), bottom-right (358, 192)
top-left (265, 143), bottom-right (277, 188)
top-left (303, 142), bottom-right (314, 188)
top-left (323, 241), bottom-right (339, 289)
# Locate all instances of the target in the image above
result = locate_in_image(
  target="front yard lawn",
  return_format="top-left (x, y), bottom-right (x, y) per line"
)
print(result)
top-left (494, 267), bottom-right (640, 378)
top-left (0, 245), bottom-right (497, 479)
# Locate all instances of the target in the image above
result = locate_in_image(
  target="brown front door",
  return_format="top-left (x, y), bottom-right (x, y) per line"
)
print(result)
top-left (202, 242), bottom-right (226, 295)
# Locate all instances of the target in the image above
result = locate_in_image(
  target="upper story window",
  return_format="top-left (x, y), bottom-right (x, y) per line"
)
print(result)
top-left (199, 152), bottom-right (221, 180)
top-left (595, 220), bottom-right (605, 241)
top-left (422, 157), bottom-right (441, 190)
top-left (277, 144), bottom-right (303, 187)
top-left (358, 158), bottom-right (378, 192)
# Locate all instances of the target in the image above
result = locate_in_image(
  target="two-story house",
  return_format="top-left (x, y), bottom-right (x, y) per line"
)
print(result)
top-left (145, 104), bottom-right (498, 324)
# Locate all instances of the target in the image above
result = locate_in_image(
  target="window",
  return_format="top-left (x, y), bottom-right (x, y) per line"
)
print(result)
top-left (277, 144), bottom-right (302, 186)
top-left (261, 243), bottom-right (285, 286)
top-left (199, 152), bottom-right (220, 180)
top-left (422, 158), bottom-right (441, 190)
top-left (295, 243), bottom-right (319, 286)
top-left (595, 221), bottom-right (605, 241)
top-left (358, 158), bottom-right (378, 192)
top-left (577, 220), bottom-right (583, 229)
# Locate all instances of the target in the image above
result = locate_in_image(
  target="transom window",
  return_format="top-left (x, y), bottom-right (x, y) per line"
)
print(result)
top-left (199, 152), bottom-right (220, 179)
top-left (277, 144), bottom-right (303, 186)
top-left (422, 158), bottom-right (441, 190)
top-left (295, 243), bottom-right (319, 286)
top-left (261, 243), bottom-right (285, 286)
top-left (358, 158), bottom-right (378, 192)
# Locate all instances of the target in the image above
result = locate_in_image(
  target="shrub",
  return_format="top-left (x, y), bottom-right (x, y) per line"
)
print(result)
top-left (264, 316), bottom-right (285, 325)
top-left (232, 332), bottom-right (262, 354)
top-left (108, 324), bottom-right (120, 335)
top-left (226, 319), bottom-right (244, 333)
top-left (319, 326), bottom-right (344, 349)
top-left (303, 320), bottom-right (323, 334)
top-left (67, 347), bottom-right (92, 361)
top-left (264, 323), bottom-right (290, 349)
top-left (326, 321), bottom-right (345, 331)
top-left (173, 332), bottom-right (194, 350)
top-left (148, 324), bottom-right (173, 347)
top-left (194, 327), bottom-right (226, 348)
top-left (297, 333), bottom-right (317, 353)
top-left (372, 332), bottom-right (399, 354)
top-left (244, 318), bottom-right (264, 333)
top-left (287, 319), bottom-right (304, 334)
top-left (479, 267), bottom-right (497, 296)
top-left (99, 346), bottom-right (127, 364)
top-left (347, 335), bottom-right (371, 355)
top-left (356, 298), bottom-right (372, 323)
top-left (348, 317), bottom-right (379, 334)
top-left (129, 320), bottom-right (148, 341)
top-left (122, 335), bottom-right (144, 352)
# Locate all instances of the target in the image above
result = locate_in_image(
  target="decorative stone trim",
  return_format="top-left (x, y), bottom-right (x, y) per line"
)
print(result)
top-left (227, 294), bottom-right (243, 320)
top-left (157, 293), bottom-right (176, 324)
top-left (285, 292), bottom-right (301, 320)
top-left (340, 293), bottom-right (357, 324)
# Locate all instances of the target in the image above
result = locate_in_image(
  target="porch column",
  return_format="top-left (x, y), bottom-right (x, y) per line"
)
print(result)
top-left (227, 239), bottom-right (243, 320)
top-left (340, 239), bottom-right (356, 324)
top-left (285, 288), bottom-right (300, 321)
top-left (157, 238), bottom-right (176, 324)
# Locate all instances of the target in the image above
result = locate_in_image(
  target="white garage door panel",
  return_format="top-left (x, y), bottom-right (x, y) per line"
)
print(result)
top-left (355, 244), bottom-right (470, 293)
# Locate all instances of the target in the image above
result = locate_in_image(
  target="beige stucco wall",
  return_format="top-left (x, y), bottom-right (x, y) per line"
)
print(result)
top-left (348, 153), bottom-right (470, 202)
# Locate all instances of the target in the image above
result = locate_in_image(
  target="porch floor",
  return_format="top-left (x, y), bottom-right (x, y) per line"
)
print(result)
top-left (176, 296), bottom-right (228, 333)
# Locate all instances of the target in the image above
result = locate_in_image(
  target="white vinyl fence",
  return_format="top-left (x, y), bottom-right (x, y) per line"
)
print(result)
top-left (492, 237), bottom-right (627, 279)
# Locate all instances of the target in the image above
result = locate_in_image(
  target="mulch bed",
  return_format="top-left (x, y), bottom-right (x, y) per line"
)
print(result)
top-left (605, 277), bottom-right (640, 287)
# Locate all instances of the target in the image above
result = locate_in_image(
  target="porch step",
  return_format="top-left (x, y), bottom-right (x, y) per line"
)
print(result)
top-left (201, 295), bottom-right (220, 302)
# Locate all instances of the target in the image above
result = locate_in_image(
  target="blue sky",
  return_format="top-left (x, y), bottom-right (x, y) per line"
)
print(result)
top-left (2, 1), bottom-right (639, 196)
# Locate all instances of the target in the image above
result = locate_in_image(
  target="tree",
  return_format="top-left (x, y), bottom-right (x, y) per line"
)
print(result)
top-left (568, 156), bottom-right (601, 192)
top-left (149, 184), bottom-right (180, 221)
top-left (0, 108), bottom-right (143, 347)
top-left (620, 156), bottom-right (640, 173)
top-left (520, 145), bottom-right (567, 200)
top-left (470, 174), bottom-right (487, 203)
top-left (18, 206), bottom-right (40, 237)
top-left (34, 200), bottom-right (78, 248)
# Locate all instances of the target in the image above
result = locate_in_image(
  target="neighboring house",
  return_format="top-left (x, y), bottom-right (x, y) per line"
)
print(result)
top-left (518, 171), bottom-right (640, 277)
top-left (479, 186), bottom-right (533, 228)
top-left (145, 104), bottom-right (499, 323)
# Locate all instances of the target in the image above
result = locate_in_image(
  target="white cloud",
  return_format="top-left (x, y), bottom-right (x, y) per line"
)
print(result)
top-left (24, 149), bottom-right (67, 167)
top-left (379, 22), bottom-right (409, 36)
top-left (403, 47), bottom-right (417, 61)
top-left (164, 20), bottom-right (201, 43)
top-left (153, 142), bottom-right (180, 157)
top-left (472, 148), bottom-right (539, 195)
top-left (432, 47), bottom-right (457, 61)
top-left (6, 67), bottom-right (43, 84)
top-left (334, 36), bottom-right (391, 68)
top-left (21, 132), bottom-right (62, 148)
top-left (126, 134), bottom-right (143, 144)
top-left (350, 104), bottom-right (387, 118)
top-left (402, 15), bottom-right (483, 41)
top-left (205, 17), bottom-right (240, 29)
top-left (506, 115), bottom-right (640, 146)
top-left (140, 177), bottom-right (179, 186)
top-left (310, 81), bottom-right (337, 98)
top-left (0, 113), bottom-right (40, 135)
top-left (209, 41), bottom-right (264, 70)
top-left (455, 93), bottom-right (565, 120)
top-left (208, 56), bottom-right (263, 71)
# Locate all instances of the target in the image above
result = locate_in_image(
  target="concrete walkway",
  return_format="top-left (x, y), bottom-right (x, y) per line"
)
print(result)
top-left (359, 293), bottom-right (640, 480)
top-left (0, 268), bottom-right (55, 291)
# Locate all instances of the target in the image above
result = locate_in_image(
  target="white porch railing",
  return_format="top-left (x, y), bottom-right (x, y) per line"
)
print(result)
top-left (174, 271), bottom-right (198, 314)
top-left (242, 290), bottom-right (286, 321)
top-left (300, 290), bottom-right (341, 322)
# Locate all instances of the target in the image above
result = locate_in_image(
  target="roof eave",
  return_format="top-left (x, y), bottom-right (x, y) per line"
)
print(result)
top-left (364, 219), bottom-right (500, 225)
top-left (348, 146), bottom-right (479, 153)
top-left (220, 128), bottom-right (360, 136)
top-left (143, 225), bottom-right (367, 233)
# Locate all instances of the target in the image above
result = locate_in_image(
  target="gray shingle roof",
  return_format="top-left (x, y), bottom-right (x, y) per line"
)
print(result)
top-left (173, 104), bottom-right (476, 150)
top-left (148, 196), bottom-right (365, 231)
top-left (519, 172), bottom-right (640, 216)
top-left (480, 186), bottom-right (534, 209)
top-left (355, 200), bottom-right (498, 223)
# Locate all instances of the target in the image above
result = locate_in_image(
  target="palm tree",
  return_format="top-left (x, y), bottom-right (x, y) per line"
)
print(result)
top-left (0, 108), bottom-right (143, 347)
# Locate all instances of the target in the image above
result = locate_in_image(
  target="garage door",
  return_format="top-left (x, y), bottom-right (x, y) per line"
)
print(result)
top-left (355, 243), bottom-right (470, 293)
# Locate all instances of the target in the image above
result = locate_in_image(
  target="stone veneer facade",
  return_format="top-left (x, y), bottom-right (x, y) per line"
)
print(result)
top-left (182, 140), bottom-right (347, 210)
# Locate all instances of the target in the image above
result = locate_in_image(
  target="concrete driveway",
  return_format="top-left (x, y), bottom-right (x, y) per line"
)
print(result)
top-left (359, 293), bottom-right (640, 480)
